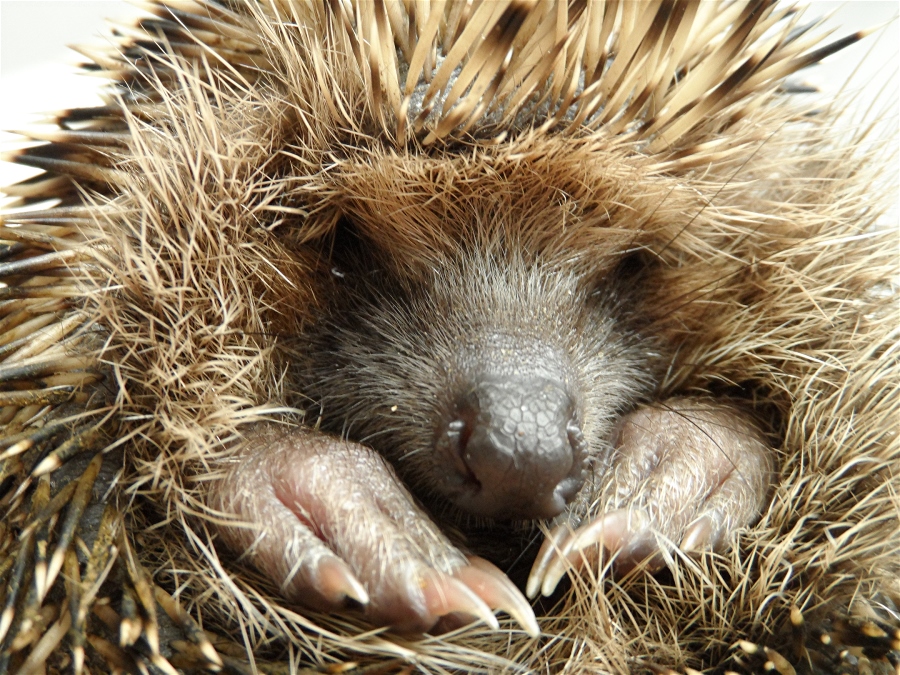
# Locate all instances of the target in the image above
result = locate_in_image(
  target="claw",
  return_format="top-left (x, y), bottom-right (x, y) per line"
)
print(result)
top-left (315, 557), bottom-right (369, 606)
top-left (538, 509), bottom-right (634, 597)
top-left (526, 523), bottom-right (569, 599)
top-left (679, 515), bottom-right (713, 553)
top-left (421, 571), bottom-right (499, 631)
top-left (457, 557), bottom-right (540, 637)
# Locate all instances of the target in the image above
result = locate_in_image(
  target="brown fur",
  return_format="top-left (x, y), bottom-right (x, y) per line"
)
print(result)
top-left (1, 1), bottom-right (897, 672)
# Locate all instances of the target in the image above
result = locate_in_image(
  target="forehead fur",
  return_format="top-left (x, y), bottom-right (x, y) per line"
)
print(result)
top-left (329, 136), bottom-right (696, 274)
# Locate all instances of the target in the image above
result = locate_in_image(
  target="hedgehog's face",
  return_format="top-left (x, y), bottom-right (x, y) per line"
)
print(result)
top-left (295, 216), bottom-right (656, 522)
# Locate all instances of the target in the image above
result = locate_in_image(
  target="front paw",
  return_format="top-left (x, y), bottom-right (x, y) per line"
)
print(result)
top-left (207, 425), bottom-right (538, 635)
top-left (528, 398), bottom-right (773, 597)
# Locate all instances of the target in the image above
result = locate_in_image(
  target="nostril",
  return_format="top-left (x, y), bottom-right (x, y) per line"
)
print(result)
top-left (437, 419), bottom-right (478, 483)
top-left (444, 417), bottom-right (478, 484)
top-left (567, 418), bottom-right (586, 456)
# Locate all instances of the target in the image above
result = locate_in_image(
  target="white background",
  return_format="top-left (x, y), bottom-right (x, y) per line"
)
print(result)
top-left (1, 1), bottom-right (897, 191)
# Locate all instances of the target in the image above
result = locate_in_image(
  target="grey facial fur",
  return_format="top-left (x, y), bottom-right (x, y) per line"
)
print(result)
top-left (296, 244), bottom-right (657, 524)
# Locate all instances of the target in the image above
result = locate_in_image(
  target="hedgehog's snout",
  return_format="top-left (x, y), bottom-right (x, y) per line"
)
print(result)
top-left (438, 372), bottom-right (587, 519)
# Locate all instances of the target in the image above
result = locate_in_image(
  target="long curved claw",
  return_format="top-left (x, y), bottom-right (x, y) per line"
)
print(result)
top-left (458, 557), bottom-right (540, 637)
top-left (525, 523), bottom-right (569, 599)
top-left (533, 509), bottom-right (633, 598)
top-left (420, 571), bottom-right (499, 632)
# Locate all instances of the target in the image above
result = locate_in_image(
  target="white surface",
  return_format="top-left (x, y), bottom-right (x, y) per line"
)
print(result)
top-left (1, 1), bottom-right (144, 188)
top-left (1, 1), bottom-right (897, 190)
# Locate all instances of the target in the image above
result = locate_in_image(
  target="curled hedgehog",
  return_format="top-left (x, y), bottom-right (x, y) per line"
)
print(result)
top-left (1, 1), bottom-right (898, 673)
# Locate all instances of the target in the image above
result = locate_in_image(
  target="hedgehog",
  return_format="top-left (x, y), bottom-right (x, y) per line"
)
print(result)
top-left (0, 1), bottom-right (898, 673)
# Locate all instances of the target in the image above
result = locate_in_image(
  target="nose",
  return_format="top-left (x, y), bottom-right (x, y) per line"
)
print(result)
top-left (439, 374), bottom-right (587, 519)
